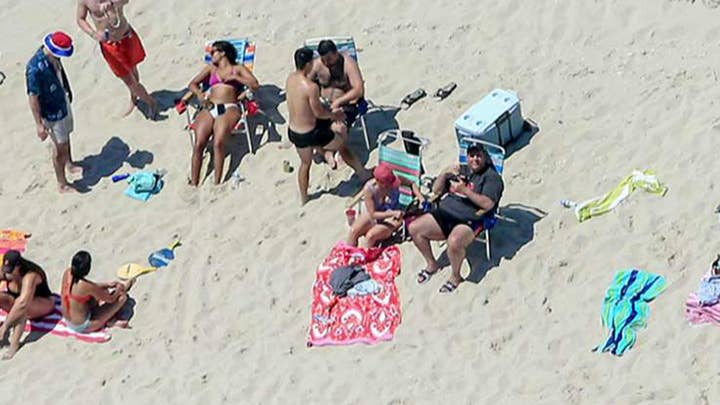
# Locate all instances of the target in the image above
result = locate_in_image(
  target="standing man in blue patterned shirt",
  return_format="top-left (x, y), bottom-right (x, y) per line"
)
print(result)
top-left (26, 31), bottom-right (83, 193)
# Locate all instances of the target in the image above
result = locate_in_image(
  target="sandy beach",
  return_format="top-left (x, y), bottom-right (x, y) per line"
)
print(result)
top-left (2, 0), bottom-right (720, 403)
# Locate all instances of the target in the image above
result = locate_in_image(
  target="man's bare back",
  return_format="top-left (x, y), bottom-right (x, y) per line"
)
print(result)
top-left (286, 71), bottom-right (327, 134)
top-left (77, 0), bottom-right (131, 42)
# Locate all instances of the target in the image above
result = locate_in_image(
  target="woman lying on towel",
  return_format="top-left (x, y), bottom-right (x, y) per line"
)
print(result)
top-left (0, 250), bottom-right (54, 359)
top-left (187, 40), bottom-right (260, 186)
top-left (347, 163), bottom-right (425, 247)
top-left (61, 251), bottom-right (131, 334)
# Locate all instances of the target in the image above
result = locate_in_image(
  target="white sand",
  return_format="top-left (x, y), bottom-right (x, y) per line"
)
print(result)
top-left (1, 0), bottom-right (720, 403)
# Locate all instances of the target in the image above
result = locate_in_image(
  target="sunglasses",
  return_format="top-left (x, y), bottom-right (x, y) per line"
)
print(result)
top-left (468, 152), bottom-right (484, 158)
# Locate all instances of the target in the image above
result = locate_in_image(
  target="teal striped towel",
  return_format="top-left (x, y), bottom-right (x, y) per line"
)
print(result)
top-left (596, 269), bottom-right (666, 356)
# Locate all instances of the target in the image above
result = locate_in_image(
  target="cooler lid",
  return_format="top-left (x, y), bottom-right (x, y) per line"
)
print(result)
top-left (454, 89), bottom-right (519, 136)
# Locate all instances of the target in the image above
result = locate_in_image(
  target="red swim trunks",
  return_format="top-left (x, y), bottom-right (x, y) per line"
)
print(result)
top-left (99, 30), bottom-right (146, 78)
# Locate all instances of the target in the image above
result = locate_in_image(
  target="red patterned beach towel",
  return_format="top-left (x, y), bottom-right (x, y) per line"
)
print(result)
top-left (308, 242), bottom-right (402, 347)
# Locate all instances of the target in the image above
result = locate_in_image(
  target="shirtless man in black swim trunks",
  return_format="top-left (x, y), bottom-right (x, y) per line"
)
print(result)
top-left (310, 40), bottom-right (366, 143)
top-left (286, 48), bottom-right (370, 205)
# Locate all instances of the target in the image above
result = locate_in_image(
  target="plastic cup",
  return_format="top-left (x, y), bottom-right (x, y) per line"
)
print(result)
top-left (345, 208), bottom-right (357, 226)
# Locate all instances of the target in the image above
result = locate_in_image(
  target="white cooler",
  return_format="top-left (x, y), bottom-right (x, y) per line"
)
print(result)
top-left (454, 89), bottom-right (524, 148)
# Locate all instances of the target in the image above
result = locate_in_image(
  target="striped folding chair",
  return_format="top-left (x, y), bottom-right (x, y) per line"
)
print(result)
top-left (346, 129), bottom-right (429, 246)
top-left (378, 130), bottom-right (427, 208)
top-left (184, 38), bottom-right (258, 154)
top-left (459, 137), bottom-right (506, 260)
top-left (303, 36), bottom-right (374, 150)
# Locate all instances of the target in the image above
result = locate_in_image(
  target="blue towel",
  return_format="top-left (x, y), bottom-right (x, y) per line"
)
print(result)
top-left (124, 171), bottom-right (164, 201)
top-left (596, 269), bottom-right (666, 356)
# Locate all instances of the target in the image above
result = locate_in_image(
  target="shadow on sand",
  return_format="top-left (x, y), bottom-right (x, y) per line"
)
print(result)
top-left (436, 203), bottom-right (547, 284)
top-left (74, 137), bottom-right (154, 193)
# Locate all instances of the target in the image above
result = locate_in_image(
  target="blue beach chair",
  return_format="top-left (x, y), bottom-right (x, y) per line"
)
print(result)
top-left (459, 137), bottom-right (506, 260)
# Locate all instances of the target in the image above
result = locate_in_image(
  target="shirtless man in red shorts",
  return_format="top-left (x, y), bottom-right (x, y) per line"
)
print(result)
top-left (76, 0), bottom-right (158, 118)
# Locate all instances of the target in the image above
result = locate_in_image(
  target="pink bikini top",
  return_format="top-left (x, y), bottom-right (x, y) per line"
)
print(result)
top-left (208, 67), bottom-right (244, 91)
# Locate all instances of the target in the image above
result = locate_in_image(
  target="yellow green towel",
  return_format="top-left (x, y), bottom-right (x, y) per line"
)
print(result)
top-left (569, 170), bottom-right (667, 222)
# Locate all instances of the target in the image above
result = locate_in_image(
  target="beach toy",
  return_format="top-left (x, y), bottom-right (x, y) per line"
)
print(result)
top-left (116, 263), bottom-right (157, 281)
top-left (148, 239), bottom-right (182, 268)
top-left (434, 82), bottom-right (457, 100)
top-left (400, 88), bottom-right (426, 110)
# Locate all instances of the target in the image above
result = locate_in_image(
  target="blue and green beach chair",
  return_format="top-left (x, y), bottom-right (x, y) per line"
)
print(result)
top-left (458, 137), bottom-right (506, 260)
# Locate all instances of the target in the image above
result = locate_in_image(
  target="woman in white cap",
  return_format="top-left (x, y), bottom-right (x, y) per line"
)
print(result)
top-left (26, 31), bottom-right (83, 193)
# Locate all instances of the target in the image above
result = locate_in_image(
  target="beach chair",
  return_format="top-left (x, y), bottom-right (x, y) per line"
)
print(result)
top-left (347, 129), bottom-right (429, 245)
top-left (303, 36), bottom-right (374, 150)
top-left (459, 137), bottom-right (506, 260)
top-left (184, 38), bottom-right (258, 154)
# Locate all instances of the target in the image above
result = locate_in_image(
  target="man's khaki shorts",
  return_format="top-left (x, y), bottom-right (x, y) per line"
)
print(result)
top-left (44, 108), bottom-right (74, 145)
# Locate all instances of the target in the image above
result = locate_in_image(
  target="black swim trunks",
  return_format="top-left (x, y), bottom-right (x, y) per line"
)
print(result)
top-left (430, 207), bottom-right (483, 238)
top-left (288, 119), bottom-right (335, 148)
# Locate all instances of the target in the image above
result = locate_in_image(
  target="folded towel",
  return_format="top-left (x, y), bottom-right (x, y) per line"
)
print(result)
top-left (0, 295), bottom-right (110, 343)
top-left (596, 269), bottom-right (666, 356)
top-left (570, 170), bottom-right (667, 222)
top-left (686, 270), bottom-right (720, 325)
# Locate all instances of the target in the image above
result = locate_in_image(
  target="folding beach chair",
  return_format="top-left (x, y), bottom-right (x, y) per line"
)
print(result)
top-left (458, 137), bottom-right (506, 260)
top-left (184, 38), bottom-right (258, 154)
top-left (303, 36), bottom-right (375, 150)
top-left (347, 129), bottom-right (429, 245)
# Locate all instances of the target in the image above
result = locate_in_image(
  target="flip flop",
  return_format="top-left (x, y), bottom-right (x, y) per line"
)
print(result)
top-left (401, 88), bottom-right (427, 110)
top-left (417, 269), bottom-right (438, 284)
top-left (434, 82), bottom-right (457, 100)
top-left (117, 263), bottom-right (157, 281)
top-left (439, 280), bottom-right (462, 293)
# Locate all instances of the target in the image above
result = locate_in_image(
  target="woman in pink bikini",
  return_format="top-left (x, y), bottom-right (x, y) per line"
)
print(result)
top-left (60, 251), bottom-right (130, 334)
top-left (187, 40), bottom-right (260, 186)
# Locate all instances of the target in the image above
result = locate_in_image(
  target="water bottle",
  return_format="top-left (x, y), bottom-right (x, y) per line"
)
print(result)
top-left (112, 173), bottom-right (130, 182)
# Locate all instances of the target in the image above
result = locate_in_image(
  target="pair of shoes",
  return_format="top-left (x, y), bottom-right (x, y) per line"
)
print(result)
top-left (400, 82), bottom-right (458, 110)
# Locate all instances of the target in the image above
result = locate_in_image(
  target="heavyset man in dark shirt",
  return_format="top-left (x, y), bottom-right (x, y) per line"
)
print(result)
top-left (409, 144), bottom-right (504, 293)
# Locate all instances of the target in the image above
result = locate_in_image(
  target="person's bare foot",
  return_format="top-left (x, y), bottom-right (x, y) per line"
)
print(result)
top-left (107, 318), bottom-right (130, 329)
top-left (300, 194), bottom-right (309, 206)
top-left (146, 98), bottom-right (159, 120)
top-left (66, 164), bottom-right (83, 176)
top-left (58, 183), bottom-right (77, 194)
top-left (2, 342), bottom-right (19, 360)
top-left (323, 150), bottom-right (337, 170)
top-left (122, 98), bottom-right (138, 117)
